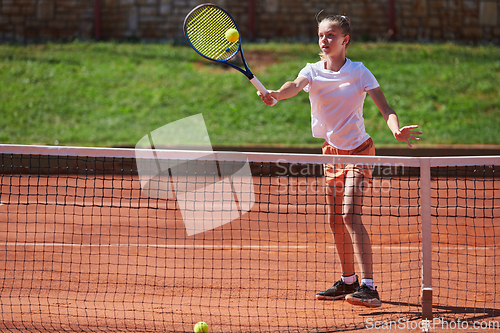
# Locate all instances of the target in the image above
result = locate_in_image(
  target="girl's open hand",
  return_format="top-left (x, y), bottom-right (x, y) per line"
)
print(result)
top-left (394, 125), bottom-right (422, 147)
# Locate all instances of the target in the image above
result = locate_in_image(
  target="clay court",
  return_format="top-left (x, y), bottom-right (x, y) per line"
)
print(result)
top-left (1, 150), bottom-right (499, 332)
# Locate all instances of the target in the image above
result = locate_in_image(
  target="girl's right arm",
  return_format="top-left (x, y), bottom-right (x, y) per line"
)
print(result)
top-left (258, 76), bottom-right (309, 106)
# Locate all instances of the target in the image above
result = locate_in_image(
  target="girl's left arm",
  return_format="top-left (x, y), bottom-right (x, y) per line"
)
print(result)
top-left (367, 87), bottom-right (422, 147)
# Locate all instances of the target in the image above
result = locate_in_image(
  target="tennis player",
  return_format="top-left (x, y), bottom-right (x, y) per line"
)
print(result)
top-left (259, 14), bottom-right (422, 308)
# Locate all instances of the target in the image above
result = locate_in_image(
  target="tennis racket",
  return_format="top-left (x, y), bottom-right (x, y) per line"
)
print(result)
top-left (183, 3), bottom-right (277, 106)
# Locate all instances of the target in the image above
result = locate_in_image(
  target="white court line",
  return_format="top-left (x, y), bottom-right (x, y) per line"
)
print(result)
top-left (0, 200), bottom-right (164, 209)
top-left (0, 242), bottom-right (414, 250)
top-left (1, 200), bottom-right (315, 208)
top-left (0, 242), bottom-right (494, 251)
top-left (0, 200), bottom-right (329, 213)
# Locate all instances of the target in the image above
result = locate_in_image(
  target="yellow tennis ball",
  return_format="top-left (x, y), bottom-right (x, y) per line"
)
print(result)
top-left (194, 321), bottom-right (209, 333)
top-left (225, 28), bottom-right (239, 43)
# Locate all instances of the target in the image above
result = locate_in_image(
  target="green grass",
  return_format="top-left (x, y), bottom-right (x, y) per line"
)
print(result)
top-left (0, 41), bottom-right (499, 148)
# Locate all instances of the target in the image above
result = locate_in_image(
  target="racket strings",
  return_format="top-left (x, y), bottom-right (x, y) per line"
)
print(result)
top-left (185, 6), bottom-right (239, 61)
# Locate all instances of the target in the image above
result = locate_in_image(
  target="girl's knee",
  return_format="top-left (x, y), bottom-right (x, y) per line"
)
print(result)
top-left (326, 178), bottom-right (344, 196)
top-left (342, 212), bottom-right (355, 226)
top-left (342, 206), bottom-right (362, 227)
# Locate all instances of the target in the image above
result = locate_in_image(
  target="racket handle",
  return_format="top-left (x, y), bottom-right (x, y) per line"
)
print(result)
top-left (250, 77), bottom-right (278, 106)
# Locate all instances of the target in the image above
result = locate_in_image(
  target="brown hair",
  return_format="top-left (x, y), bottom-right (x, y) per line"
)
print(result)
top-left (317, 14), bottom-right (352, 59)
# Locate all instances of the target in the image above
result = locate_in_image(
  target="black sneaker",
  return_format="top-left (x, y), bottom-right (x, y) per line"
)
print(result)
top-left (316, 277), bottom-right (360, 300)
top-left (345, 283), bottom-right (382, 308)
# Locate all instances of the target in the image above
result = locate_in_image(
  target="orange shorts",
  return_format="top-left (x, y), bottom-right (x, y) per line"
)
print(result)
top-left (322, 138), bottom-right (376, 184)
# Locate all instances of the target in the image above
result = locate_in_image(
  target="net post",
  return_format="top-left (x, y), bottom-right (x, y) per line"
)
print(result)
top-left (420, 157), bottom-right (433, 320)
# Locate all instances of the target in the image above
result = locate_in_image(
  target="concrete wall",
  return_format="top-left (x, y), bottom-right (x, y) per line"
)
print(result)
top-left (0, 0), bottom-right (498, 43)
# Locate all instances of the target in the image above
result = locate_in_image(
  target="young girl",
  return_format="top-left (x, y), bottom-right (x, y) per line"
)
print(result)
top-left (259, 15), bottom-right (421, 308)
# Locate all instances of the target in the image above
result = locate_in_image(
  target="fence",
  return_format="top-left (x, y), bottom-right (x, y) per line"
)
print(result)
top-left (0, 0), bottom-right (499, 43)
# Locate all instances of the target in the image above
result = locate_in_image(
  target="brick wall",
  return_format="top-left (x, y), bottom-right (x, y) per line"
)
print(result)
top-left (0, 0), bottom-right (498, 43)
top-left (0, 0), bottom-right (94, 41)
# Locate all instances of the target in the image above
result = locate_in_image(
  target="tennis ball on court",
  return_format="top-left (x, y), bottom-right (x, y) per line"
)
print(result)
top-left (225, 28), bottom-right (239, 43)
top-left (194, 321), bottom-right (209, 333)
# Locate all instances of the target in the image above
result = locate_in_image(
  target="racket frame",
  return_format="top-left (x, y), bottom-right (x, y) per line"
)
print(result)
top-left (183, 4), bottom-right (277, 105)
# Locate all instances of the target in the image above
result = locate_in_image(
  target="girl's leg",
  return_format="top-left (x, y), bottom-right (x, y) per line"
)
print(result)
top-left (326, 177), bottom-right (356, 277)
top-left (343, 169), bottom-right (381, 308)
top-left (342, 170), bottom-right (373, 279)
top-left (316, 176), bottom-right (360, 300)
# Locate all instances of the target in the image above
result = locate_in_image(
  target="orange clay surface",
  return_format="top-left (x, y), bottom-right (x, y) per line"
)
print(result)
top-left (1, 174), bottom-right (499, 332)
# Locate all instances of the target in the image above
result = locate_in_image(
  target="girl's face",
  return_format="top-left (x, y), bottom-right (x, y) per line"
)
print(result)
top-left (318, 21), bottom-right (349, 57)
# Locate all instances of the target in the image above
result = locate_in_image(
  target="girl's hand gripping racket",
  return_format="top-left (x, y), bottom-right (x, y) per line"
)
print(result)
top-left (183, 4), bottom-right (277, 106)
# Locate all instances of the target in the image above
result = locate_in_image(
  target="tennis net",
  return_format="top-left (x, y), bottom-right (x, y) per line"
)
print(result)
top-left (0, 144), bottom-right (499, 332)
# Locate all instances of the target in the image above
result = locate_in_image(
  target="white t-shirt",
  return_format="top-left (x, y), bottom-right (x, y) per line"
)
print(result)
top-left (297, 58), bottom-right (379, 150)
